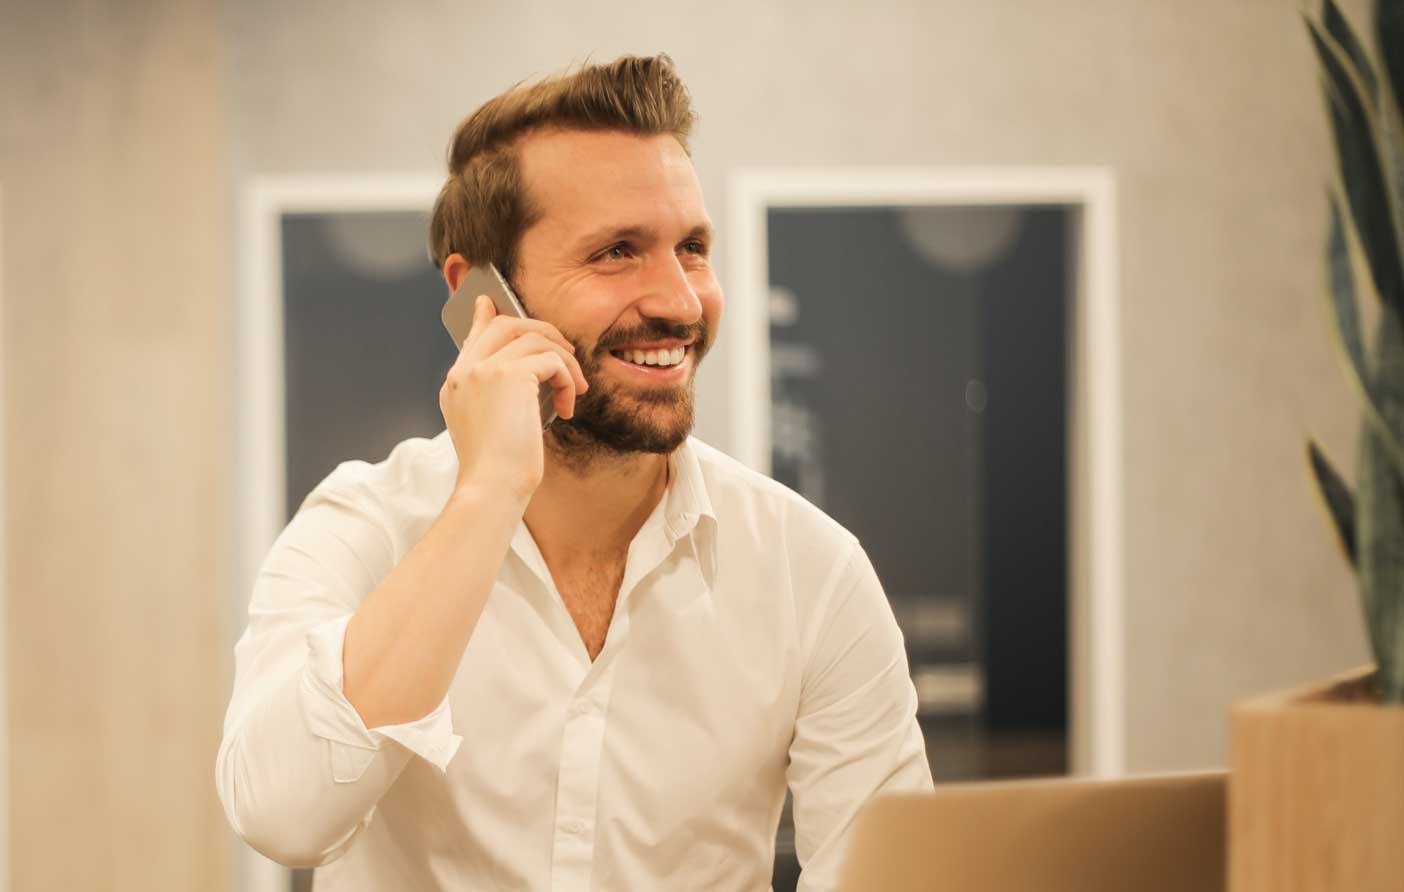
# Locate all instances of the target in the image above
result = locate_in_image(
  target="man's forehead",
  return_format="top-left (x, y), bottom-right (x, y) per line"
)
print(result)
top-left (518, 129), bottom-right (707, 227)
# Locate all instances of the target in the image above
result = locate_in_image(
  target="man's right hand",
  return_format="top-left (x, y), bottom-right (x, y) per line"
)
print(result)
top-left (344, 296), bottom-right (578, 732)
top-left (439, 294), bottom-right (588, 505)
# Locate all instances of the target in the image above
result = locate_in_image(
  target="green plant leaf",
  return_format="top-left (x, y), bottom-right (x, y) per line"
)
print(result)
top-left (1356, 415), bottom-right (1396, 688)
top-left (1323, 196), bottom-right (1404, 475)
top-left (1329, 197), bottom-right (1370, 381)
top-left (1359, 419), bottom-right (1404, 699)
top-left (1367, 2), bottom-right (1404, 300)
top-left (1379, 83), bottom-right (1404, 263)
top-left (1308, 439), bottom-right (1358, 566)
top-left (1377, 0), bottom-right (1404, 117)
top-left (1307, 18), bottom-right (1404, 318)
top-left (1358, 259), bottom-right (1404, 699)
top-left (1324, 0), bottom-right (1380, 102)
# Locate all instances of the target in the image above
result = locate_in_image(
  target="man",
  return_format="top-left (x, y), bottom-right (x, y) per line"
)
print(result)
top-left (217, 54), bottom-right (933, 891)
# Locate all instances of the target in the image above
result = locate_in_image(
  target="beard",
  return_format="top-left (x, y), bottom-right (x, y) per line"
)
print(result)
top-left (545, 316), bottom-right (710, 467)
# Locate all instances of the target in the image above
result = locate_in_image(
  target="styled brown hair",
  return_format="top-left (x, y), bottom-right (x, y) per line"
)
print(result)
top-left (427, 54), bottom-right (697, 283)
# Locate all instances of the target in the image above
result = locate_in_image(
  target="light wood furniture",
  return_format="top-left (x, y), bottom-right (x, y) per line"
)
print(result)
top-left (1230, 666), bottom-right (1404, 892)
top-left (839, 771), bottom-right (1227, 891)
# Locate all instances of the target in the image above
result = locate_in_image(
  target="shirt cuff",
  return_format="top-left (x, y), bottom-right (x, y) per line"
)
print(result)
top-left (300, 615), bottom-right (464, 777)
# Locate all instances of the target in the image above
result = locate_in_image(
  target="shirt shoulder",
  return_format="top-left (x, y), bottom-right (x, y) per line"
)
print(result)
top-left (297, 430), bottom-right (458, 542)
top-left (685, 437), bottom-right (859, 559)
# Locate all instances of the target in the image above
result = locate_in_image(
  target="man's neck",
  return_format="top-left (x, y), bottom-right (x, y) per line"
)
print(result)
top-left (523, 446), bottom-right (671, 562)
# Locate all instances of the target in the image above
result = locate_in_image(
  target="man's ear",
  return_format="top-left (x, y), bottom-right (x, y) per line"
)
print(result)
top-left (442, 253), bottom-right (471, 293)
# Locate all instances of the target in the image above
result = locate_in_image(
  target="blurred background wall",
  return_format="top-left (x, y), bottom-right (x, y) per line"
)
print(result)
top-left (0, 0), bottom-right (1376, 888)
top-left (0, 0), bottom-right (232, 889)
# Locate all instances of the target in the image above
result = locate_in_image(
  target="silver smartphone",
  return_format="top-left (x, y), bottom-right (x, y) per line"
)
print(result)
top-left (441, 263), bottom-right (558, 428)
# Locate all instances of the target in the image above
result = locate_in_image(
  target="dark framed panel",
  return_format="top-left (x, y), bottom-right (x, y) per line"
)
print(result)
top-left (280, 211), bottom-right (456, 518)
top-left (764, 203), bottom-right (1073, 892)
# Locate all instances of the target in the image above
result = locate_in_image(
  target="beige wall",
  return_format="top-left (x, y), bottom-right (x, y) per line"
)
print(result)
top-left (0, 0), bottom-right (1382, 887)
top-left (1, 0), bottom-right (232, 888)
top-left (221, 0), bottom-right (1373, 772)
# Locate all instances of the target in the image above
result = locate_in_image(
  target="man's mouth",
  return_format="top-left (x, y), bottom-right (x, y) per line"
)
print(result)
top-left (608, 345), bottom-right (689, 368)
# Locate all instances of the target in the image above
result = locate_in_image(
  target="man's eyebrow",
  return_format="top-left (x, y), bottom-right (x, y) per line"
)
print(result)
top-left (572, 222), bottom-right (715, 253)
top-left (573, 225), bottom-right (652, 252)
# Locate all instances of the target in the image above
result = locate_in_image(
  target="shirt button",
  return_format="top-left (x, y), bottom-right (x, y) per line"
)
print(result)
top-left (564, 820), bottom-right (586, 835)
top-left (568, 700), bottom-right (591, 718)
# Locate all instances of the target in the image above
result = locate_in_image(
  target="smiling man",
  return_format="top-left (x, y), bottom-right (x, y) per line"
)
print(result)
top-left (216, 55), bottom-right (933, 891)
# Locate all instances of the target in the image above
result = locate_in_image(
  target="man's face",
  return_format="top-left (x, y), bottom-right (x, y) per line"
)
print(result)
top-left (511, 129), bottom-right (723, 459)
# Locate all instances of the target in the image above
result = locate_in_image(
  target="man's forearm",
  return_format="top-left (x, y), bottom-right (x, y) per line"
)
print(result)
top-left (342, 481), bottom-right (523, 729)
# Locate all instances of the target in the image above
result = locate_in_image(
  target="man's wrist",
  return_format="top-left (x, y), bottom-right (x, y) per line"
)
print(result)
top-left (448, 474), bottom-right (532, 519)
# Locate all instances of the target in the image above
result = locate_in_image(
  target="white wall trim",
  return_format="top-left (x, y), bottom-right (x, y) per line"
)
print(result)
top-left (725, 167), bottom-right (1124, 777)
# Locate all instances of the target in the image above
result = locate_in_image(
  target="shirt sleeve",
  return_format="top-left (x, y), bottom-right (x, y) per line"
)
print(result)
top-left (215, 482), bottom-right (464, 868)
top-left (787, 540), bottom-right (935, 891)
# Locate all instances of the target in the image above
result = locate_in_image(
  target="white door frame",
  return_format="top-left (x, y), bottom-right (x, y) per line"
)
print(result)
top-left (725, 167), bottom-right (1124, 777)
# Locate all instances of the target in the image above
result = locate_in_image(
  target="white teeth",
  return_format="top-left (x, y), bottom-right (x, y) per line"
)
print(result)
top-left (616, 347), bottom-right (687, 367)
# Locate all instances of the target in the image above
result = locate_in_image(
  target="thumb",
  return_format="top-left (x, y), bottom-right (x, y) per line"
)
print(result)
top-left (474, 293), bottom-right (495, 323)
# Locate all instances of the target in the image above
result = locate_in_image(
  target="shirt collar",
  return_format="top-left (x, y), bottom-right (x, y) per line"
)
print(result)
top-left (663, 437), bottom-right (717, 542)
top-left (500, 437), bottom-right (719, 584)
top-left (663, 437), bottom-right (719, 590)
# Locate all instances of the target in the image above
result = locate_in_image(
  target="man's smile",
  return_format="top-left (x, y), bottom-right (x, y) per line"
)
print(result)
top-left (602, 346), bottom-right (692, 382)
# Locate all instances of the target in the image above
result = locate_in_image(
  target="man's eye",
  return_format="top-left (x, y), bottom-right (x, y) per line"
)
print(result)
top-left (681, 240), bottom-right (709, 256)
top-left (598, 243), bottom-right (633, 261)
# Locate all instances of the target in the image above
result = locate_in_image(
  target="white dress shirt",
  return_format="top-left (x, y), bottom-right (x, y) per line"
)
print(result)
top-left (216, 431), bottom-right (933, 891)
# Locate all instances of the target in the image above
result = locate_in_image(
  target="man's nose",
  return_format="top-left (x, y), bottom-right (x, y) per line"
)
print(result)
top-left (636, 252), bottom-right (703, 323)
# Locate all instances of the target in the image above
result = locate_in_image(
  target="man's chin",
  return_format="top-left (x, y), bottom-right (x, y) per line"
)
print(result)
top-left (548, 392), bottom-right (694, 459)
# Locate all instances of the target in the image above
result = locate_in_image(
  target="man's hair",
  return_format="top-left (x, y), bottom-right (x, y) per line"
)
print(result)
top-left (427, 54), bottom-right (697, 283)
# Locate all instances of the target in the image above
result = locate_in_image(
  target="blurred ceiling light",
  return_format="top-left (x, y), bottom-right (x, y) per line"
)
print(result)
top-left (769, 286), bottom-right (800, 326)
top-left (965, 379), bottom-right (988, 414)
top-left (322, 212), bottom-right (432, 281)
top-left (896, 205), bottom-right (1026, 274)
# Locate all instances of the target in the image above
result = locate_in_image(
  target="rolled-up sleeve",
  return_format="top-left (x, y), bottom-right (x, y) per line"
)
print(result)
top-left (215, 482), bottom-right (463, 868)
top-left (787, 540), bottom-right (935, 891)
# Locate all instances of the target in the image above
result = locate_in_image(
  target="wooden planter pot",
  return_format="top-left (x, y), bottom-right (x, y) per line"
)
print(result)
top-left (1230, 666), bottom-right (1404, 892)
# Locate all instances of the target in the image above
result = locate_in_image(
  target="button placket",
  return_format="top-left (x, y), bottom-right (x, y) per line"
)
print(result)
top-left (549, 662), bottom-right (618, 890)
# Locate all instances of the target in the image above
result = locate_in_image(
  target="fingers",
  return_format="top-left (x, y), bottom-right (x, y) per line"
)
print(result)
top-left (456, 293), bottom-right (496, 352)
top-left (472, 292), bottom-right (494, 329)
top-left (461, 295), bottom-right (576, 360)
top-left (519, 352), bottom-right (581, 419)
top-left (494, 331), bottom-right (589, 396)
top-left (448, 295), bottom-right (589, 421)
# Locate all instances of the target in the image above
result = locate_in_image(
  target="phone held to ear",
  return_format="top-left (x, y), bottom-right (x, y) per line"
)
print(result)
top-left (441, 262), bottom-right (559, 429)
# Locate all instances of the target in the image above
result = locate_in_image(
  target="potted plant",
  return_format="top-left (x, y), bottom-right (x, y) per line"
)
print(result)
top-left (1230, 2), bottom-right (1404, 890)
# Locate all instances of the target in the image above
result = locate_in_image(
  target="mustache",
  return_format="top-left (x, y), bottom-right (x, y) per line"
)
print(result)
top-left (594, 318), bottom-right (710, 356)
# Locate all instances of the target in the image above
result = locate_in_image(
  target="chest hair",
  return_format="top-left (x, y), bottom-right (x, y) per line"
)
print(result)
top-left (551, 551), bottom-right (627, 661)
